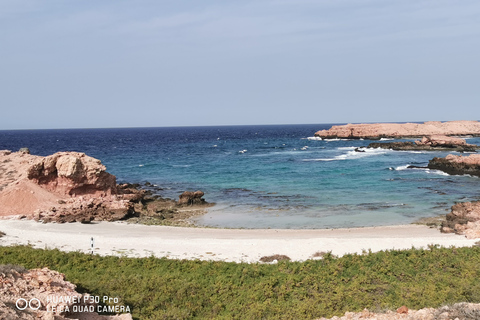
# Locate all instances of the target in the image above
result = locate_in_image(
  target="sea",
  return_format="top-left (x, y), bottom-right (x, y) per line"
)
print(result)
top-left (1, 124), bottom-right (479, 229)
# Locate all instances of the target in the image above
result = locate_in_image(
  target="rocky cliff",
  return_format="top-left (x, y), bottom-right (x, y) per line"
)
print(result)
top-left (315, 120), bottom-right (480, 139)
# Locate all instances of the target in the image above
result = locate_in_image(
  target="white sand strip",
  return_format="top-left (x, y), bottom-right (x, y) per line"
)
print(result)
top-left (0, 219), bottom-right (477, 263)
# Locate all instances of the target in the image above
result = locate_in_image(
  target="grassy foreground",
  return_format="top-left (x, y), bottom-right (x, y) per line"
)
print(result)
top-left (1, 245), bottom-right (480, 319)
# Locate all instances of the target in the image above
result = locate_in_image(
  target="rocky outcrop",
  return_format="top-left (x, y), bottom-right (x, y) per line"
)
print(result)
top-left (428, 154), bottom-right (480, 177)
top-left (424, 154), bottom-right (480, 238)
top-left (441, 201), bottom-right (480, 239)
top-left (368, 135), bottom-right (478, 152)
top-left (315, 120), bottom-right (480, 139)
top-left (0, 265), bottom-right (132, 319)
top-left (416, 135), bottom-right (469, 147)
top-left (178, 190), bottom-right (206, 206)
top-left (27, 152), bottom-right (117, 197)
top-left (0, 150), bottom-right (211, 225)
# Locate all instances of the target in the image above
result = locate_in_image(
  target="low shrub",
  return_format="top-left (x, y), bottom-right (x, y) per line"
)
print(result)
top-left (1, 245), bottom-right (480, 319)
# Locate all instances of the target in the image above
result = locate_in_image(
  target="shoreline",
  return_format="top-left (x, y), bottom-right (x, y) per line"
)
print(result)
top-left (0, 218), bottom-right (476, 263)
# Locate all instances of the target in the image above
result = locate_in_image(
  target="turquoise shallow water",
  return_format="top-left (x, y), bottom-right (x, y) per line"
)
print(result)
top-left (1, 124), bottom-right (479, 229)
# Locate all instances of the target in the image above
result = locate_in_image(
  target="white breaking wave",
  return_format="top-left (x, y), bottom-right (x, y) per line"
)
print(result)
top-left (426, 169), bottom-right (450, 176)
top-left (303, 158), bottom-right (335, 162)
top-left (395, 164), bottom-right (410, 171)
top-left (380, 138), bottom-right (394, 141)
top-left (324, 138), bottom-right (353, 141)
top-left (306, 136), bottom-right (322, 141)
top-left (303, 148), bottom-right (386, 162)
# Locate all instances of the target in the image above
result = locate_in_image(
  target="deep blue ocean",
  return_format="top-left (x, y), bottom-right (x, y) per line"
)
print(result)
top-left (1, 124), bottom-right (479, 229)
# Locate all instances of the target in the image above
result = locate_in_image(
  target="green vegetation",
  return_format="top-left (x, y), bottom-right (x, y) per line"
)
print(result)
top-left (1, 245), bottom-right (480, 319)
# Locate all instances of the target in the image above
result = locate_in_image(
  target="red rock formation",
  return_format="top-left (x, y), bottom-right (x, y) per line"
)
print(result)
top-left (0, 266), bottom-right (132, 319)
top-left (0, 151), bottom-right (134, 222)
top-left (315, 120), bottom-right (480, 139)
top-left (27, 152), bottom-right (117, 197)
top-left (441, 201), bottom-right (480, 239)
top-left (415, 135), bottom-right (469, 147)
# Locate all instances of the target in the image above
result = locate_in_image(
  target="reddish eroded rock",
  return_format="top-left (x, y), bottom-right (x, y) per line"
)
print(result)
top-left (315, 120), bottom-right (480, 139)
top-left (1, 150), bottom-right (211, 224)
top-left (0, 151), bottom-right (137, 222)
top-left (178, 190), bottom-right (206, 206)
top-left (428, 154), bottom-right (480, 177)
top-left (415, 135), bottom-right (469, 147)
top-left (441, 201), bottom-right (480, 239)
top-left (396, 306), bottom-right (409, 314)
top-left (27, 152), bottom-right (117, 197)
top-left (0, 265), bottom-right (132, 319)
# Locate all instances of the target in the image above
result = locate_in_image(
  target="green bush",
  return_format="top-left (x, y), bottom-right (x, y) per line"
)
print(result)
top-left (1, 245), bottom-right (480, 319)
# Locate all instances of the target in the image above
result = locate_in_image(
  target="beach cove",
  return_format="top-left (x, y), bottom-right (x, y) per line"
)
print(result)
top-left (2, 123), bottom-right (480, 229)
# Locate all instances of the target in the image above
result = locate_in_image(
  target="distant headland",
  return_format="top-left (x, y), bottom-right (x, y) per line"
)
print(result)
top-left (315, 120), bottom-right (480, 139)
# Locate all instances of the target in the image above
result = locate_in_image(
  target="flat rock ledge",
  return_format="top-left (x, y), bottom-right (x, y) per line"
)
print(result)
top-left (367, 135), bottom-right (479, 152)
top-left (315, 120), bottom-right (480, 139)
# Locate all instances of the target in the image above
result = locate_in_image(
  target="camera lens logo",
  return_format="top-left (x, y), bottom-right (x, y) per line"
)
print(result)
top-left (16, 298), bottom-right (41, 311)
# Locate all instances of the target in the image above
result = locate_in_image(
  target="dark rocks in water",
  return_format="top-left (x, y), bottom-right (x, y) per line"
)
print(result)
top-left (178, 190), bottom-right (207, 206)
top-left (428, 154), bottom-right (480, 177)
top-left (354, 148), bottom-right (365, 152)
top-left (407, 165), bottom-right (428, 169)
top-left (368, 141), bottom-right (478, 152)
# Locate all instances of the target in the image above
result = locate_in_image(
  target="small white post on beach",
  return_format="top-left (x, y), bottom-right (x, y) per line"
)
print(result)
top-left (90, 237), bottom-right (94, 254)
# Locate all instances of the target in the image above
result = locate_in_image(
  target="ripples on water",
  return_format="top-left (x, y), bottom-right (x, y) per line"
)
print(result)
top-left (1, 124), bottom-right (479, 229)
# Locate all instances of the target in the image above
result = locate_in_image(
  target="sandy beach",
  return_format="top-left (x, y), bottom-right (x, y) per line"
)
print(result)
top-left (0, 218), bottom-right (477, 263)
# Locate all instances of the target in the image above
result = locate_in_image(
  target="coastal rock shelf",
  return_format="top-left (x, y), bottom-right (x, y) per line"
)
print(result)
top-left (367, 135), bottom-right (479, 152)
top-left (428, 154), bottom-right (480, 177)
top-left (315, 120), bottom-right (480, 139)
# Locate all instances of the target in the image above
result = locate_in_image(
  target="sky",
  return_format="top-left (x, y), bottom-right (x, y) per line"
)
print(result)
top-left (1, 0), bottom-right (480, 129)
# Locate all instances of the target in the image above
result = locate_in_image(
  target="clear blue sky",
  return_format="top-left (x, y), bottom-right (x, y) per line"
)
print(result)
top-left (1, 0), bottom-right (479, 129)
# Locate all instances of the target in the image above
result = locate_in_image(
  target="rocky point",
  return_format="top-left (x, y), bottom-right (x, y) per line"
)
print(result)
top-left (315, 120), bottom-right (480, 139)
